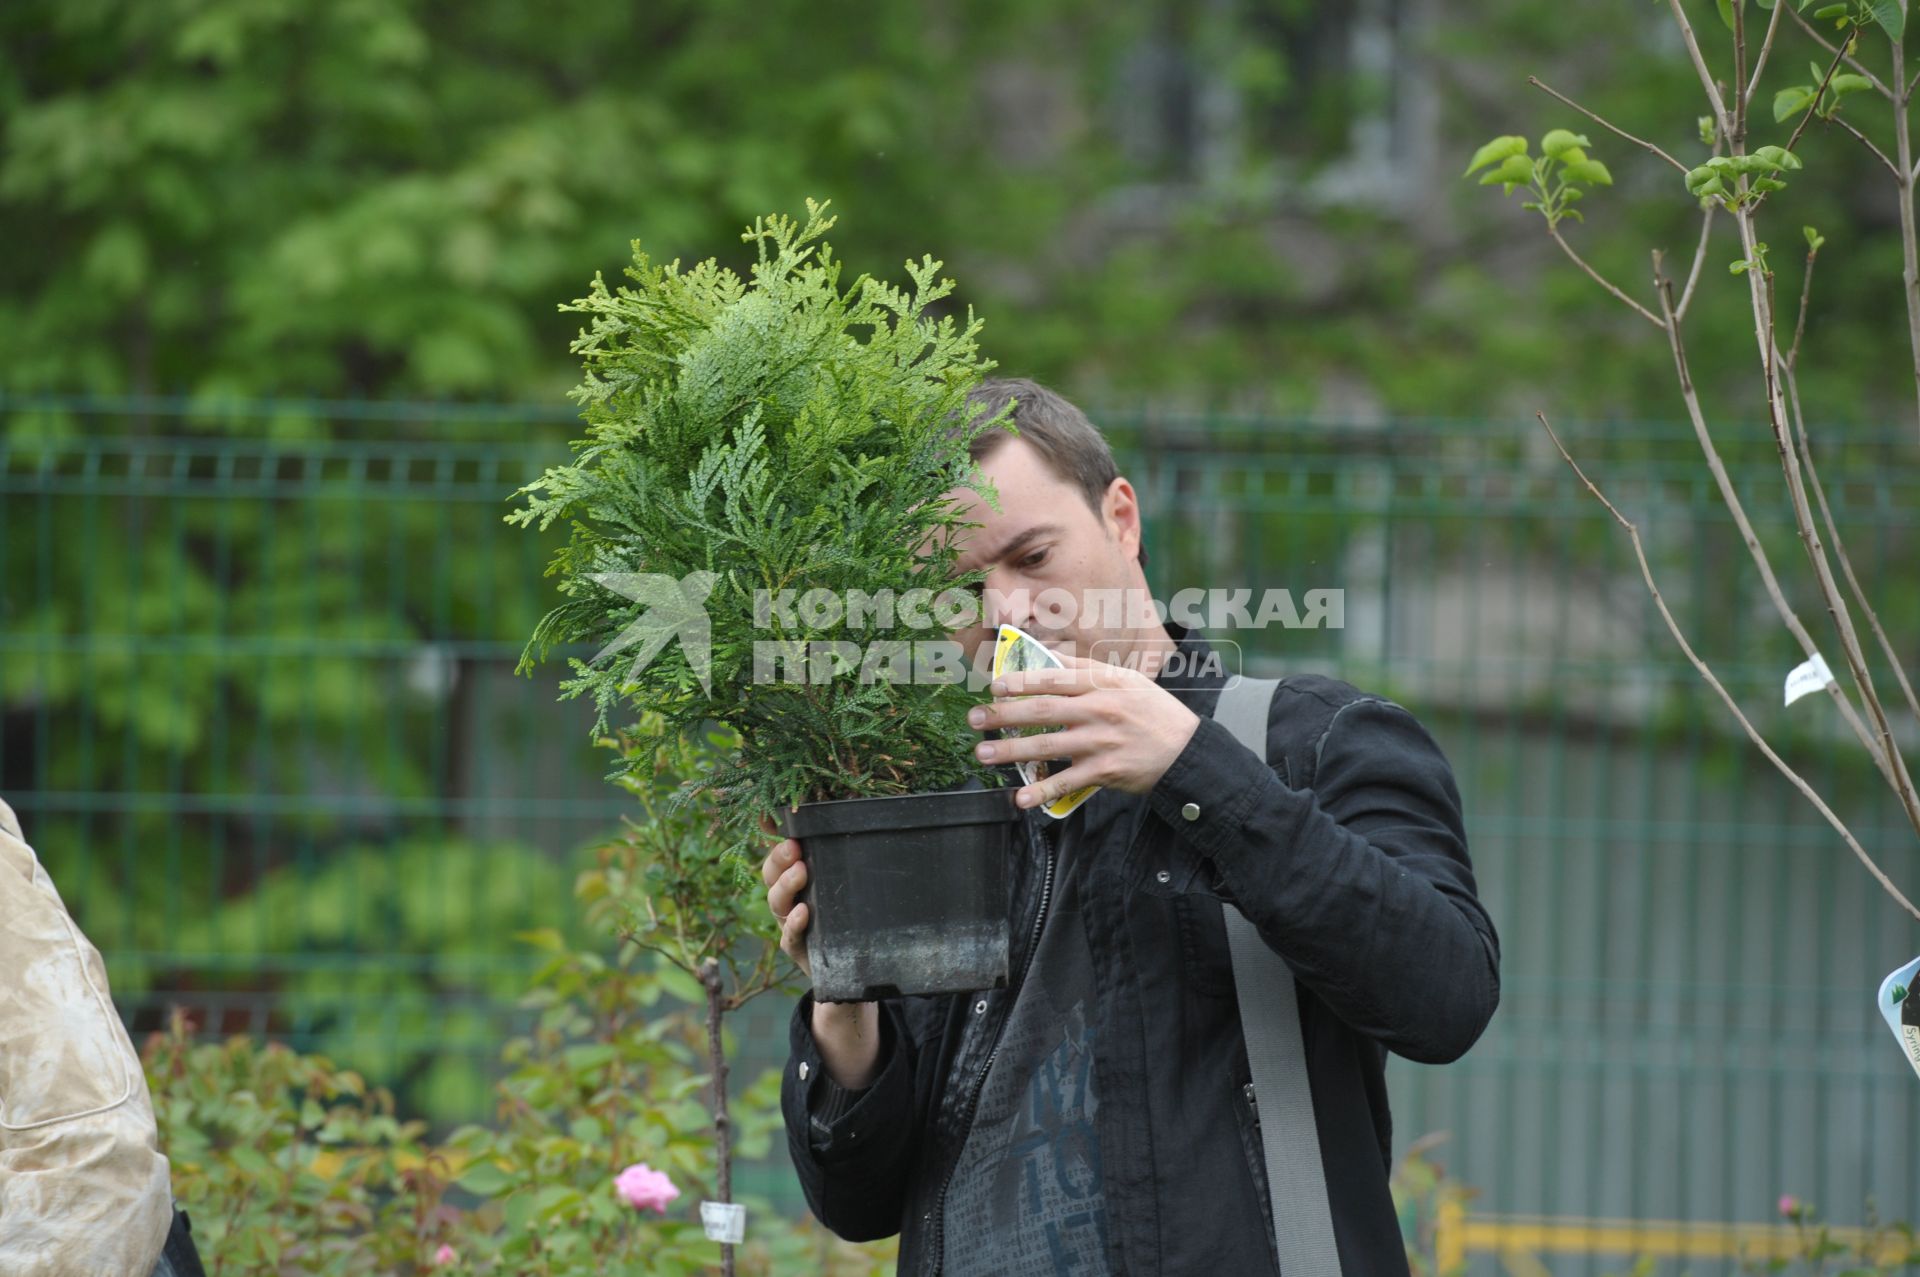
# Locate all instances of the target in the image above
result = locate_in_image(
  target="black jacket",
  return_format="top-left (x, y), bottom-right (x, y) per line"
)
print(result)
top-left (781, 631), bottom-right (1501, 1275)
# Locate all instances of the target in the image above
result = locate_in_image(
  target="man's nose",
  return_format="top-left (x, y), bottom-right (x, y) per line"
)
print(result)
top-left (980, 576), bottom-right (1030, 630)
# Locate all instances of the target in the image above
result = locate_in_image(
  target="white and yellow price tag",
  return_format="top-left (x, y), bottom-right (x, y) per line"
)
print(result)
top-left (989, 624), bottom-right (1100, 819)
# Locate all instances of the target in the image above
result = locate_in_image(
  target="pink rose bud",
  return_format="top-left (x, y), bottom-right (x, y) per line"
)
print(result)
top-left (1778, 1194), bottom-right (1799, 1218)
top-left (433, 1243), bottom-right (458, 1267)
top-left (614, 1162), bottom-right (681, 1214)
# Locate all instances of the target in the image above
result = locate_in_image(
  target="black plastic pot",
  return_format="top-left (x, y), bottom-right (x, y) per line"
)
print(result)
top-left (781, 786), bottom-right (1019, 1003)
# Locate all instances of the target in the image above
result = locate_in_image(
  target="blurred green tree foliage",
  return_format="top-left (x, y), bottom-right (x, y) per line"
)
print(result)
top-left (9, 0), bottom-right (1911, 416)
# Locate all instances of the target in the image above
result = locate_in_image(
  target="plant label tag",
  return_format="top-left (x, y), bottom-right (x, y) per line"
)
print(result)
top-left (1878, 956), bottom-right (1920, 1082)
top-left (1784, 652), bottom-right (1835, 707)
top-left (701, 1200), bottom-right (747, 1244)
top-left (990, 624), bottom-right (1099, 819)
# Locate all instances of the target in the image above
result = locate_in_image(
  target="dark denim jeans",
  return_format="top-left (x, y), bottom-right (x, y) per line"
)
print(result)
top-left (149, 1208), bottom-right (206, 1277)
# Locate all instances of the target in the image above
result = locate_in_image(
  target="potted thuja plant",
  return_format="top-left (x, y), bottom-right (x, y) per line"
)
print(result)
top-left (512, 201), bottom-right (1018, 1002)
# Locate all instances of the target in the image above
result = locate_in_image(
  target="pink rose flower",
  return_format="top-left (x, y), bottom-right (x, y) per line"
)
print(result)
top-left (1778, 1193), bottom-right (1800, 1218)
top-left (614, 1162), bottom-right (681, 1214)
top-left (433, 1243), bottom-right (458, 1267)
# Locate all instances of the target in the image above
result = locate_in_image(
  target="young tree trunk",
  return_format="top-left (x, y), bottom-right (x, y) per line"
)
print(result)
top-left (1890, 40), bottom-right (1920, 443)
top-left (701, 958), bottom-right (735, 1277)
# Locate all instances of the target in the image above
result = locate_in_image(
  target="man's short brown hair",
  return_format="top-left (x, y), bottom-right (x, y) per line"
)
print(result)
top-left (962, 377), bottom-right (1145, 566)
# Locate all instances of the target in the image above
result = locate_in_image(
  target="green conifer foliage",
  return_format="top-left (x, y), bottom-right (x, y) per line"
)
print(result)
top-left (511, 202), bottom-right (1007, 834)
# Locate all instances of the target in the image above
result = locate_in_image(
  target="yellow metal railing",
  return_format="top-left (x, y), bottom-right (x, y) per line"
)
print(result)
top-left (1435, 1202), bottom-right (1913, 1268)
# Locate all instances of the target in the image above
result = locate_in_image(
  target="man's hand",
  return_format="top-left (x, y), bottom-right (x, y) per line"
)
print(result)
top-left (760, 813), bottom-right (885, 1088)
top-left (967, 653), bottom-right (1202, 810)
top-left (759, 812), bottom-right (812, 977)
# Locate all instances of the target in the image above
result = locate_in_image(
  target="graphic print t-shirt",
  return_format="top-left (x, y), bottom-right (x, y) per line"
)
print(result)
top-left (940, 822), bottom-right (1111, 1276)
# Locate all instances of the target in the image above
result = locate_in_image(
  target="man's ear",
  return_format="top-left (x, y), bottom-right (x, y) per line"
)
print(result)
top-left (1104, 476), bottom-right (1142, 561)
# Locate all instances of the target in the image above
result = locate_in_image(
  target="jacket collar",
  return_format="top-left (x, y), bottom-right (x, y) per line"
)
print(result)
top-left (1154, 621), bottom-right (1232, 715)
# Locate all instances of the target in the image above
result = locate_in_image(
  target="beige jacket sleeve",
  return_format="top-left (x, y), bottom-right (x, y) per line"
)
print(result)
top-left (0, 796), bottom-right (173, 1277)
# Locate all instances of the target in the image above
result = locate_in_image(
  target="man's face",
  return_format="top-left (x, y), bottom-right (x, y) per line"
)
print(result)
top-left (943, 437), bottom-right (1149, 677)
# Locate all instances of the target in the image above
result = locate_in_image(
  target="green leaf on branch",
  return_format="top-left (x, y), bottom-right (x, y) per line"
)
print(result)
top-left (457, 1160), bottom-right (515, 1196)
top-left (1829, 72), bottom-right (1875, 97)
top-left (562, 1043), bottom-right (619, 1075)
top-left (1540, 129), bottom-right (1592, 159)
top-left (1753, 176), bottom-right (1788, 192)
top-left (1751, 144), bottom-right (1802, 170)
top-left (1730, 242), bottom-right (1772, 276)
top-left (532, 1184), bottom-right (586, 1223)
top-left (1479, 153), bottom-right (1536, 191)
top-left (1465, 135), bottom-right (1529, 177)
top-left (1865, 0), bottom-right (1905, 40)
top-left (1563, 158), bottom-right (1614, 186)
top-left (653, 963), bottom-right (708, 1005)
top-left (1804, 224), bottom-right (1827, 251)
top-left (1686, 165), bottom-right (1727, 196)
top-left (1717, 0), bottom-right (1740, 29)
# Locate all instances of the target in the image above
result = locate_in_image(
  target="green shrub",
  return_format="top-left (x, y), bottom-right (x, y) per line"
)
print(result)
top-left (510, 201), bottom-right (1008, 833)
top-left (145, 1011), bottom-right (441, 1273)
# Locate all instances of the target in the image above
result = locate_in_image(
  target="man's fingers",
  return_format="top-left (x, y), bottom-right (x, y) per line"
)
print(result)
top-left (760, 836), bottom-right (801, 889)
top-left (756, 811), bottom-right (812, 976)
top-left (977, 728), bottom-right (1095, 767)
top-left (993, 658), bottom-right (1127, 697)
top-left (782, 902), bottom-right (811, 977)
top-left (766, 857), bottom-right (809, 917)
top-left (1018, 761), bottom-right (1101, 810)
top-left (971, 693), bottom-right (1092, 733)
top-left (993, 667), bottom-right (1095, 697)
top-left (783, 901), bottom-right (809, 937)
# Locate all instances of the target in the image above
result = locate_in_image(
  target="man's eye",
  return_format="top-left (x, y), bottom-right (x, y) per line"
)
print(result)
top-left (1018, 548), bottom-right (1049, 570)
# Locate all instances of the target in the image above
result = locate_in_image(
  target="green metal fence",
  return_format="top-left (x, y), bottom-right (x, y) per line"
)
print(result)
top-left (3, 395), bottom-right (1916, 1265)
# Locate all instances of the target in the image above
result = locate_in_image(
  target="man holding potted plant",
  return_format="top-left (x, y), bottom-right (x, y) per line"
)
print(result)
top-left (765, 378), bottom-right (1501, 1275)
top-left (513, 206), bottom-right (1494, 1272)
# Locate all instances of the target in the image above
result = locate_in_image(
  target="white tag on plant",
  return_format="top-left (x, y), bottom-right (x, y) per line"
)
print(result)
top-left (1878, 956), bottom-right (1920, 1082)
top-left (1783, 652), bottom-right (1835, 707)
top-left (701, 1200), bottom-right (746, 1244)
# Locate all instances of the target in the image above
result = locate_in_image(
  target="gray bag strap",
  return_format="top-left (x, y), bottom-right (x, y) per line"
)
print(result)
top-left (1213, 675), bottom-right (1344, 1276)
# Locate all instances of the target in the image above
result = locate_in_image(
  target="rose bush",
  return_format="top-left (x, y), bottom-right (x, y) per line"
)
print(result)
top-left (146, 728), bottom-right (894, 1276)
